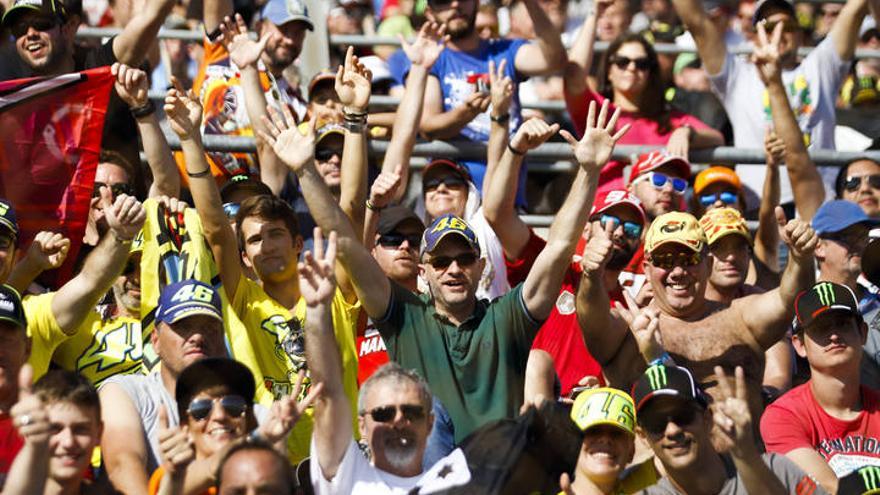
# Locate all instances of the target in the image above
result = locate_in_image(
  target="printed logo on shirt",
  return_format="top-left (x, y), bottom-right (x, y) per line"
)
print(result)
top-left (359, 328), bottom-right (387, 357)
top-left (77, 320), bottom-right (143, 385)
top-left (556, 290), bottom-right (576, 315)
top-left (762, 75), bottom-right (814, 148)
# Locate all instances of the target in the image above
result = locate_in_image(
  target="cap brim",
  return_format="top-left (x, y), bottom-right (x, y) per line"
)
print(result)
top-left (0, 316), bottom-right (25, 330)
top-left (423, 160), bottom-right (469, 183)
top-left (649, 238), bottom-right (703, 254)
top-left (707, 228), bottom-right (752, 247)
top-left (279, 15), bottom-right (314, 30)
top-left (799, 306), bottom-right (858, 330)
top-left (163, 305), bottom-right (223, 325)
top-left (316, 129), bottom-right (345, 144)
top-left (2, 4), bottom-right (42, 27)
top-left (422, 230), bottom-right (477, 255)
top-left (636, 390), bottom-right (700, 412)
top-left (592, 201), bottom-right (647, 225)
top-left (580, 419), bottom-right (635, 436)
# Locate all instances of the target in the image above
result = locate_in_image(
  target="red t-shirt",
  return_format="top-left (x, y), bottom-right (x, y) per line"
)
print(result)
top-left (564, 86), bottom-right (712, 190)
top-left (0, 414), bottom-right (23, 481)
top-left (761, 383), bottom-right (880, 477)
top-left (356, 311), bottom-right (390, 385)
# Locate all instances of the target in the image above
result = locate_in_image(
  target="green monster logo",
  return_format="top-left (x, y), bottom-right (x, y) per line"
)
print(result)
top-left (814, 282), bottom-right (836, 307)
top-left (858, 466), bottom-right (880, 492)
top-left (646, 365), bottom-right (668, 390)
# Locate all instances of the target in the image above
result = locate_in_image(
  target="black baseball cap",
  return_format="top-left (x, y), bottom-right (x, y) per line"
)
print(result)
top-left (838, 465), bottom-right (880, 495)
top-left (631, 364), bottom-right (709, 412)
top-left (793, 282), bottom-right (861, 331)
top-left (0, 285), bottom-right (27, 330)
top-left (0, 199), bottom-right (19, 240)
top-left (752, 0), bottom-right (796, 25)
top-left (377, 205), bottom-right (425, 236)
top-left (2, 0), bottom-right (69, 27)
top-left (219, 175), bottom-right (273, 205)
top-left (175, 357), bottom-right (256, 419)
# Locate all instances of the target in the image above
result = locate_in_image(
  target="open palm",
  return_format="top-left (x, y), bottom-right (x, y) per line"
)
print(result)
top-left (220, 14), bottom-right (270, 69)
top-left (560, 100), bottom-right (630, 171)
top-left (400, 21), bottom-right (448, 68)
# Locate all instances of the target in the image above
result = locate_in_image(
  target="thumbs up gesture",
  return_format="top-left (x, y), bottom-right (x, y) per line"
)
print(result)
top-left (775, 206), bottom-right (818, 262)
top-left (10, 364), bottom-right (51, 447)
top-left (156, 405), bottom-right (194, 477)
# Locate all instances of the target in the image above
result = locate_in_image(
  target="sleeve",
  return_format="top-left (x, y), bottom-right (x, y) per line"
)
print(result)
top-left (564, 84), bottom-right (603, 137)
top-left (147, 466), bottom-right (165, 495)
top-left (23, 293), bottom-right (68, 377)
top-left (708, 51), bottom-right (742, 99)
top-left (309, 437), bottom-right (364, 494)
top-left (759, 401), bottom-right (813, 455)
top-left (504, 228), bottom-right (547, 286)
top-left (495, 284), bottom-right (543, 362)
top-left (763, 453), bottom-right (830, 495)
top-left (506, 38), bottom-right (529, 80)
top-left (805, 36), bottom-right (849, 95)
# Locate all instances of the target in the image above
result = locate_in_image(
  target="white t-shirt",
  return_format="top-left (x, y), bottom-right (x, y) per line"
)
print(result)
top-left (310, 439), bottom-right (471, 495)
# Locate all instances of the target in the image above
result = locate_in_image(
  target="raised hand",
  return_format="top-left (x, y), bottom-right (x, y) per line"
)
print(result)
top-left (258, 370), bottom-right (323, 444)
top-left (751, 20), bottom-right (784, 86)
top-left (488, 58), bottom-right (513, 119)
top-left (509, 117), bottom-right (560, 155)
top-left (111, 63), bottom-right (149, 109)
top-left (335, 46), bottom-right (372, 113)
top-left (764, 127), bottom-right (785, 167)
top-left (100, 187), bottom-right (146, 242)
top-left (164, 77), bottom-right (203, 138)
top-left (775, 206), bottom-right (818, 261)
top-left (559, 100), bottom-right (630, 172)
top-left (592, 0), bottom-right (615, 18)
top-left (156, 405), bottom-right (194, 476)
top-left (24, 231), bottom-right (71, 271)
top-left (399, 21), bottom-right (448, 69)
top-left (712, 366), bottom-right (755, 457)
top-left (219, 14), bottom-right (270, 70)
top-left (580, 219), bottom-right (615, 274)
top-left (260, 106), bottom-right (316, 172)
top-left (10, 365), bottom-right (51, 448)
top-left (665, 126), bottom-right (692, 159)
top-left (616, 290), bottom-right (666, 363)
top-left (369, 163), bottom-right (404, 210)
top-left (462, 91), bottom-right (491, 117)
top-left (299, 227), bottom-right (338, 308)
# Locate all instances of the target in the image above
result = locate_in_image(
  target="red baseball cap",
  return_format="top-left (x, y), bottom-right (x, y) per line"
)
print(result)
top-left (629, 150), bottom-right (691, 183)
top-left (589, 189), bottom-right (647, 225)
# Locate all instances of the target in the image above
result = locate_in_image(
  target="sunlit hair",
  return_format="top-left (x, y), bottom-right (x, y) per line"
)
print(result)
top-left (357, 362), bottom-right (433, 415)
top-left (234, 194), bottom-right (301, 251)
top-left (34, 370), bottom-right (101, 419)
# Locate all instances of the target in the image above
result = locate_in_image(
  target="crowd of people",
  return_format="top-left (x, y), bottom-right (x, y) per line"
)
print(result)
top-left (0, 0), bottom-right (879, 493)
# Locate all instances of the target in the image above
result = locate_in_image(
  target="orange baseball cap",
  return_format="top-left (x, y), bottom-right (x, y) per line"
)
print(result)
top-left (699, 207), bottom-right (752, 246)
top-left (694, 166), bottom-right (741, 195)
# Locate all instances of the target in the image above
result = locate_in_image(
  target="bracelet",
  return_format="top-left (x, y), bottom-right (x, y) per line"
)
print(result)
top-left (507, 142), bottom-right (525, 156)
top-left (365, 198), bottom-right (383, 211)
top-left (130, 100), bottom-right (156, 119)
top-left (113, 231), bottom-right (133, 244)
top-left (490, 113), bottom-right (510, 124)
top-left (186, 168), bottom-right (211, 178)
top-left (343, 107), bottom-right (368, 119)
top-left (344, 119), bottom-right (366, 134)
top-left (648, 352), bottom-right (672, 367)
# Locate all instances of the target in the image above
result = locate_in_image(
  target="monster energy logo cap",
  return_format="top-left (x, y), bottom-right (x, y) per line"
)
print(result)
top-left (794, 282), bottom-right (860, 330)
top-left (631, 364), bottom-right (708, 413)
top-left (838, 465), bottom-right (880, 494)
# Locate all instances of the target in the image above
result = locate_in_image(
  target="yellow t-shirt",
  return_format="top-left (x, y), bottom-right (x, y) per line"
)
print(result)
top-left (51, 312), bottom-right (144, 386)
top-left (24, 293), bottom-right (68, 378)
top-left (231, 275), bottom-right (360, 463)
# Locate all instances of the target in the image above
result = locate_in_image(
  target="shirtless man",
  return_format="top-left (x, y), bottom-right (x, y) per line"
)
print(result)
top-left (575, 209), bottom-right (817, 430)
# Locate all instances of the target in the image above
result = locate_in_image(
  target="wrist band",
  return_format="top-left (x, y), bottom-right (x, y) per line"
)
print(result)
top-left (649, 352), bottom-right (672, 367)
top-left (113, 231), bottom-right (133, 244)
top-left (344, 119), bottom-right (366, 133)
top-left (365, 198), bottom-right (383, 211)
top-left (507, 142), bottom-right (525, 156)
top-left (491, 113), bottom-right (510, 124)
top-left (130, 100), bottom-right (156, 118)
top-left (343, 107), bottom-right (368, 118)
top-left (186, 168), bottom-right (211, 178)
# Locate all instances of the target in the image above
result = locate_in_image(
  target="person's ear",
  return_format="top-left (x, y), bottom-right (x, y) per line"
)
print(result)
top-left (476, 255), bottom-right (486, 275)
top-left (792, 332), bottom-right (808, 358)
top-left (358, 414), bottom-right (367, 439)
top-left (241, 250), bottom-right (254, 269)
top-left (293, 234), bottom-right (304, 254)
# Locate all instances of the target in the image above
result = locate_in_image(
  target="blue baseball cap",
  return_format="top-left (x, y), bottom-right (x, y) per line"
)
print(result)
top-left (260, 0), bottom-right (314, 30)
top-left (156, 280), bottom-right (223, 326)
top-left (812, 200), bottom-right (880, 236)
top-left (420, 214), bottom-right (480, 257)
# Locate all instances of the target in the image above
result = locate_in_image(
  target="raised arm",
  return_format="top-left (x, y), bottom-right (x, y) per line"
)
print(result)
top-left (202, 0), bottom-right (233, 36)
top-left (522, 101), bottom-right (630, 319)
top-left (364, 165), bottom-right (404, 247)
top-left (563, 0), bottom-right (611, 97)
top-left (830, 0), bottom-right (871, 60)
top-left (111, 0), bottom-right (176, 66)
top-left (100, 383), bottom-right (152, 495)
top-left (669, 0), bottom-right (728, 75)
top-left (51, 190), bottom-right (145, 334)
top-left (164, 80), bottom-right (243, 300)
top-left (260, 111), bottom-right (391, 319)
top-left (112, 63), bottom-right (180, 199)
top-left (753, 23), bottom-right (824, 221)
top-left (482, 59), bottom-right (514, 199)
top-left (419, 78), bottom-right (490, 141)
top-left (754, 128), bottom-right (784, 274)
top-left (302, 230), bottom-right (351, 479)
top-left (513, 0), bottom-right (567, 75)
top-left (6, 232), bottom-right (69, 293)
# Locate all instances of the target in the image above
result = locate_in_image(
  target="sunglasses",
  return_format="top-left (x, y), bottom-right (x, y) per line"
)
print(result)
top-left (633, 172), bottom-right (688, 195)
top-left (10, 17), bottom-right (59, 38)
top-left (364, 404), bottom-right (426, 423)
top-left (223, 202), bottom-right (241, 219)
top-left (698, 191), bottom-right (738, 207)
top-left (761, 19), bottom-right (800, 33)
top-left (610, 55), bottom-right (654, 71)
top-left (823, 231), bottom-right (869, 253)
top-left (93, 181), bottom-right (135, 198)
top-left (600, 214), bottom-right (643, 239)
top-left (640, 407), bottom-right (699, 435)
top-left (427, 252), bottom-right (478, 270)
top-left (844, 174), bottom-right (880, 192)
top-left (378, 232), bottom-right (422, 249)
top-left (423, 175), bottom-right (467, 192)
top-left (315, 147), bottom-right (342, 162)
top-left (187, 395), bottom-right (248, 421)
top-left (648, 251), bottom-right (702, 270)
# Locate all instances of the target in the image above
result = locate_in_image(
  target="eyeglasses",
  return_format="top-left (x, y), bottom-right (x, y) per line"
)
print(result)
top-left (378, 232), bottom-right (422, 249)
top-left (223, 202), bottom-right (241, 219)
top-left (640, 407), bottom-right (699, 435)
top-left (92, 181), bottom-right (135, 198)
top-left (647, 251), bottom-right (702, 270)
top-left (698, 191), bottom-right (738, 207)
top-left (760, 19), bottom-right (800, 33)
top-left (427, 252), bottom-right (478, 270)
top-left (10, 17), bottom-right (59, 38)
top-left (423, 175), bottom-right (467, 192)
top-left (187, 395), bottom-right (248, 421)
top-left (610, 55), bottom-right (654, 71)
top-left (363, 404), bottom-right (427, 423)
top-left (600, 214), bottom-right (643, 239)
top-left (843, 174), bottom-right (880, 192)
top-left (633, 172), bottom-right (688, 195)
top-left (315, 148), bottom-right (342, 162)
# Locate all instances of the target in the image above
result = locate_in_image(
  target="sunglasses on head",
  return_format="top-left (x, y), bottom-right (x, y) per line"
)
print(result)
top-left (634, 172), bottom-right (688, 195)
top-left (10, 17), bottom-right (59, 38)
top-left (364, 404), bottom-right (426, 423)
top-left (844, 174), bottom-right (880, 192)
top-left (378, 232), bottom-right (422, 249)
top-left (648, 251), bottom-right (702, 270)
top-left (315, 147), bottom-right (342, 162)
top-left (610, 55), bottom-right (654, 71)
top-left (427, 252), bottom-right (478, 270)
top-left (699, 191), bottom-right (738, 207)
top-left (93, 181), bottom-right (134, 199)
top-left (600, 214), bottom-right (643, 239)
top-left (187, 395), bottom-right (248, 421)
top-left (423, 175), bottom-right (467, 192)
top-left (222, 202), bottom-right (241, 219)
top-left (640, 407), bottom-right (699, 435)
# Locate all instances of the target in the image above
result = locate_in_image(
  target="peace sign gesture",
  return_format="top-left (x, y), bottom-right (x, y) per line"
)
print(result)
top-left (752, 19), bottom-right (784, 86)
top-left (615, 290), bottom-right (666, 364)
top-left (713, 366), bottom-right (756, 458)
top-left (559, 100), bottom-right (630, 172)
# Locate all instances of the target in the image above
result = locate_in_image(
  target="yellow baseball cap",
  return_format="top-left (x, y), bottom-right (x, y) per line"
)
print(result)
top-left (645, 212), bottom-right (707, 254)
top-left (570, 388), bottom-right (636, 435)
top-left (694, 166), bottom-right (741, 195)
top-left (700, 207), bottom-right (752, 246)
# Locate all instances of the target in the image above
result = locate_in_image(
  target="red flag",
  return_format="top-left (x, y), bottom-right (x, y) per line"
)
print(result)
top-left (0, 66), bottom-right (114, 286)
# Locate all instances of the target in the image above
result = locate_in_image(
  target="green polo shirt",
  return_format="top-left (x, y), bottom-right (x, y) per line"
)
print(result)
top-left (375, 282), bottom-right (542, 443)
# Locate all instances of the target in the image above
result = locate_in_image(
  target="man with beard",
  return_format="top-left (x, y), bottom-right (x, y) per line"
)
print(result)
top-left (416, 0), bottom-right (567, 203)
top-left (576, 209), bottom-right (817, 435)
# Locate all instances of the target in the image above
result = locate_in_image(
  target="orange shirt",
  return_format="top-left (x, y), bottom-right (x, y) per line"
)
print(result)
top-left (148, 465), bottom-right (217, 495)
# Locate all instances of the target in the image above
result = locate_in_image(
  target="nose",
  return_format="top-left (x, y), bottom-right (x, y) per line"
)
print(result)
top-left (664, 418), bottom-right (684, 437)
top-left (398, 239), bottom-right (412, 251)
top-left (57, 426), bottom-right (76, 448)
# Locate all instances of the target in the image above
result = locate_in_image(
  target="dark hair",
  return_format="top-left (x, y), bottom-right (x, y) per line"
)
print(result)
top-left (597, 33), bottom-right (671, 134)
top-left (834, 157), bottom-right (880, 198)
top-left (33, 370), bottom-right (101, 419)
top-left (98, 149), bottom-right (136, 185)
top-left (216, 439), bottom-right (295, 492)
top-left (234, 195), bottom-right (301, 251)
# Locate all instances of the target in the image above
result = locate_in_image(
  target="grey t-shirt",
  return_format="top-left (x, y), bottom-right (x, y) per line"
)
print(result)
top-left (641, 453), bottom-right (828, 495)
